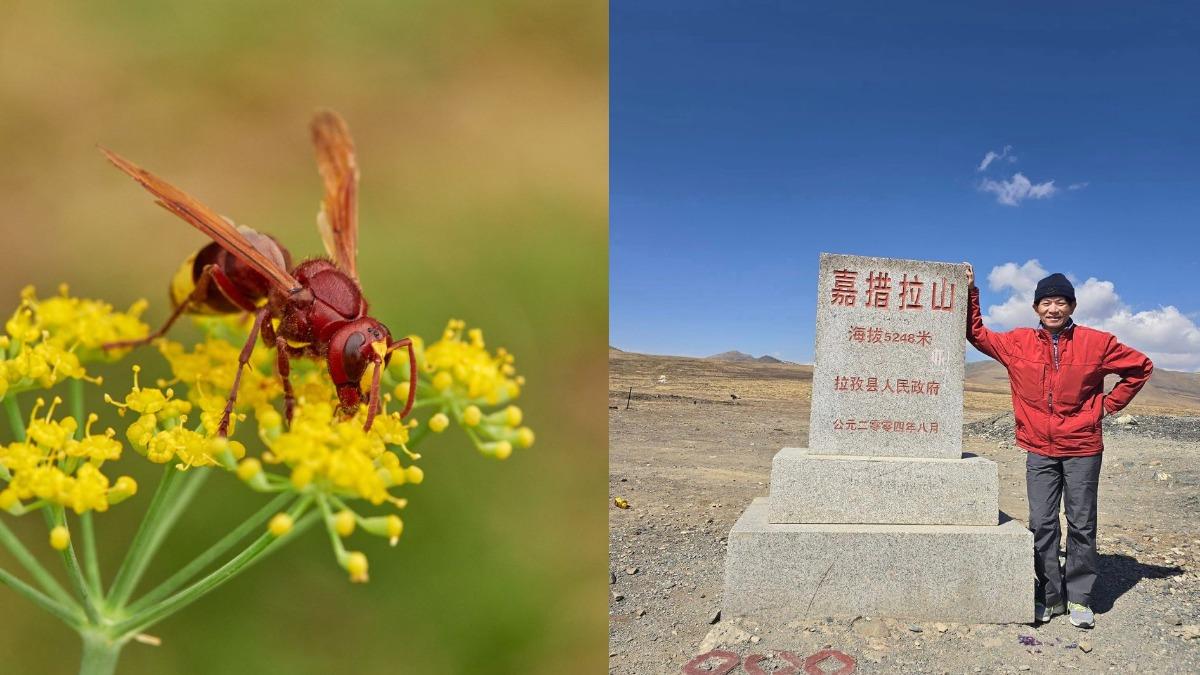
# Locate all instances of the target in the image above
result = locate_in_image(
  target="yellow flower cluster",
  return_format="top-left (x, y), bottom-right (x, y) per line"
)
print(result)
top-left (157, 321), bottom-right (281, 425)
top-left (0, 285), bottom-right (148, 398)
top-left (251, 402), bottom-right (421, 506)
top-left (0, 398), bottom-right (137, 514)
top-left (106, 366), bottom-right (244, 469)
top-left (411, 320), bottom-right (535, 459)
top-left (420, 319), bottom-right (524, 405)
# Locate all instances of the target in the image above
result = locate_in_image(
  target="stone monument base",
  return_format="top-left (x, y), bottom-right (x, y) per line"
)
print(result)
top-left (723, 498), bottom-right (1033, 624)
top-left (768, 447), bottom-right (999, 525)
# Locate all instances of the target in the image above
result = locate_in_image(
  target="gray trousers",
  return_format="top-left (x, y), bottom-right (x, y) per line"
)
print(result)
top-left (1025, 451), bottom-right (1103, 607)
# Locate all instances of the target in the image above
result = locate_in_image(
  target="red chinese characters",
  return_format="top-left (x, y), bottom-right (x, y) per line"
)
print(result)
top-left (833, 375), bottom-right (940, 395)
top-left (831, 269), bottom-right (858, 306)
top-left (828, 268), bottom-right (956, 312)
top-left (832, 419), bottom-right (940, 433)
top-left (847, 325), bottom-right (932, 346)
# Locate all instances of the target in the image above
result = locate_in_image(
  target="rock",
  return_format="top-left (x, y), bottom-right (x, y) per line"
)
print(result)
top-left (1019, 667), bottom-right (1031, 671)
top-left (855, 619), bottom-right (890, 638)
top-left (1153, 471), bottom-right (1173, 482)
top-left (635, 607), bottom-right (646, 617)
top-left (1178, 624), bottom-right (1200, 640)
top-left (908, 624), bottom-right (923, 633)
top-left (697, 621), bottom-right (754, 652)
top-left (612, 593), bottom-right (625, 602)
top-left (610, 571), bottom-right (616, 584)
top-left (708, 610), bottom-right (721, 625)
top-left (935, 622), bottom-right (948, 633)
top-left (614, 496), bottom-right (631, 509)
top-left (625, 567), bottom-right (639, 575)
top-left (750, 635), bottom-right (761, 644)
top-left (1115, 414), bottom-right (1136, 425)
top-left (1079, 642), bottom-right (1093, 653)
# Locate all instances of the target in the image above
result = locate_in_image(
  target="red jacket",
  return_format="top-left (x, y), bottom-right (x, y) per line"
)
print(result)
top-left (967, 286), bottom-right (1153, 457)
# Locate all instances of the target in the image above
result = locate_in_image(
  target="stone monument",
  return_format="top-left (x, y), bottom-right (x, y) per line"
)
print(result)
top-left (722, 253), bottom-right (1032, 624)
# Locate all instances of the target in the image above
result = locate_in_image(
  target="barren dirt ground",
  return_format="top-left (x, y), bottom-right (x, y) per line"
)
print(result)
top-left (608, 350), bottom-right (1200, 674)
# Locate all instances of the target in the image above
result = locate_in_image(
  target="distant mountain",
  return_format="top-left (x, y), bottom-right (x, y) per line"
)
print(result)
top-left (707, 350), bottom-right (757, 362)
top-left (708, 351), bottom-right (787, 365)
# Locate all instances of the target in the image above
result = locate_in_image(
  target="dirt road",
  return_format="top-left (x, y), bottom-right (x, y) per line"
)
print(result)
top-left (609, 350), bottom-right (1200, 674)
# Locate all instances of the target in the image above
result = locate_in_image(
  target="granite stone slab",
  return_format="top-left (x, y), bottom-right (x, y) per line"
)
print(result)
top-left (723, 498), bottom-right (1033, 624)
top-left (768, 447), bottom-right (998, 525)
top-left (808, 253), bottom-right (967, 459)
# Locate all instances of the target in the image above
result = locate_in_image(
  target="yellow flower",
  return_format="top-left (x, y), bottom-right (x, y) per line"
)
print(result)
top-left (333, 510), bottom-right (356, 537)
top-left (268, 513), bottom-right (294, 537)
top-left (516, 427), bottom-right (536, 449)
top-left (237, 458), bottom-right (263, 482)
top-left (49, 526), bottom-right (70, 551)
top-left (158, 332), bottom-right (281, 418)
top-left (462, 405), bottom-right (482, 427)
top-left (410, 320), bottom-right (524, 405)
top-left (260, 402), bottom-right (418, 506)
top-left (2, 286), bottom-right (148, 374)
top-left (428, 413), bottom-right (449, 433)
top-left (343, 551), bottom-right (369, 583)
top-left (0, 403), bottom-right (134, 514)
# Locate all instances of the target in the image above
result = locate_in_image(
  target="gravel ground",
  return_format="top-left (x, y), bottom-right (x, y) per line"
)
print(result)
top-left (609, 356), bottom-right (1200, 674)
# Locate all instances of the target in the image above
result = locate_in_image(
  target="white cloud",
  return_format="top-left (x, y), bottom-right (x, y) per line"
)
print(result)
top-left (977, 145), bottom-right (1015, 172)
top-left (1068, 182), bottom-right (1089, 190)
top-left (981, 260), bottom-right (1200, 371)
top-left (979, 172), bottom-right (1058, 206)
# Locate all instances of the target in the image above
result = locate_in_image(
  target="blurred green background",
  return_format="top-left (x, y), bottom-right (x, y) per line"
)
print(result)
top-left (0, 1), bottom-right (606, 673)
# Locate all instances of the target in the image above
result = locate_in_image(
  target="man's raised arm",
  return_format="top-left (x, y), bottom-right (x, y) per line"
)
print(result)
top-left (964, 262), bottom-right (1009, 365)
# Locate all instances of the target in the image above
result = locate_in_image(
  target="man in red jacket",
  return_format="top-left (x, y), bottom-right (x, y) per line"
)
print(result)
top-left (965, 264), bottom-right (1153, 628)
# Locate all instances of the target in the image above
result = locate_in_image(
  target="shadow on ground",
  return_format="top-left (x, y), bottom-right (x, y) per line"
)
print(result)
top-left (1094, 553), bottom-right (1183, 613)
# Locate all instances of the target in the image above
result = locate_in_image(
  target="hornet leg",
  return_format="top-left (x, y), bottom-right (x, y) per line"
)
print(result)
top-left (391, 338), bottom-right (417, 419)
top-left (102, 263), bottom-right (224, 350)
top-left (274, 334), bottom-right (297, 428)
top-left (216, 307), bottom-right (269, 437)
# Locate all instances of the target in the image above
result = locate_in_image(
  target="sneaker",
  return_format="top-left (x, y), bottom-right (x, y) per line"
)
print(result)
top-left (1035, 601), bottom-right (1066, 623)
top-left (1068, 602), bottom-right (1095, 628)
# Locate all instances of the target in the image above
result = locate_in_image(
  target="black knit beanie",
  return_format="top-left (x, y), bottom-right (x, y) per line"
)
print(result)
top-left (1034, 273), bottom-right (1075, 304)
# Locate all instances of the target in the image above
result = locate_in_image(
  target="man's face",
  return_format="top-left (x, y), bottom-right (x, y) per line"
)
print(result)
top-left (1034, 296), bottom-right (1075, 330)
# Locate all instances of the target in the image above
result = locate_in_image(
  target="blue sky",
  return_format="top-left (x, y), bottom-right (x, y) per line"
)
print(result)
top-left (611, 2), bottom-right (1200, 370)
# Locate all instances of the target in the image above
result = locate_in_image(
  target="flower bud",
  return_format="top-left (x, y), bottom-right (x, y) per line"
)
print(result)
top-left (237, 458), bottom-right (263, 482)
top-left (462, 405), bottom-right (482, 427)
top-left (428, 413), bottom-right (449, 433)
top-left (50, 526), bottom-right (70, 551)
top-left (432, 371), bottom-right (453, 392)
top-left (404, 466), bottom-right (424, 484)
top-left (108, 476), bottom-right (138, 505)
top-left (333, 510), bottom-right (356, 537)
top-left (516, 427), bottom-right (535, 449)
top-left (344, 551), bottom-right (369, 583)
top-left (268, 513), bottom-right (294, 537)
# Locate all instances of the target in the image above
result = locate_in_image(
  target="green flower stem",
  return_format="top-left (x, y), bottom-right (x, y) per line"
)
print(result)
top-left (79, 512), bottom-right (102, 597)
top-left (70, 377), bottom-right (86, 426)
top-left (106, 464), bottom-right (185, 609)
top-left (52, 507), bottom-right (103, 624)
top-left (0, 516), bottom-right (79, 608)
top-left (112, 496), bottom-right (316, 640)
top-left (69, 379), bottom-right (105, 598)
top-left (0, 564), bottom-right (84, 628)
top-left (79, 629), bottom-right (125, 675)
top-left (317, 495), bottom-right (347, 557)
top-left (4, 393), bottom-right (26, 440)
top-left (107, 466), bottom-right (209, 609)
top-left (125, 491), bottom-right (293, 614)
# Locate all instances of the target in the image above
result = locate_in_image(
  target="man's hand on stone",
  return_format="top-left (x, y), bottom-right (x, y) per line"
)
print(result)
top-left (964, 262), bottom-right (975, 289)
